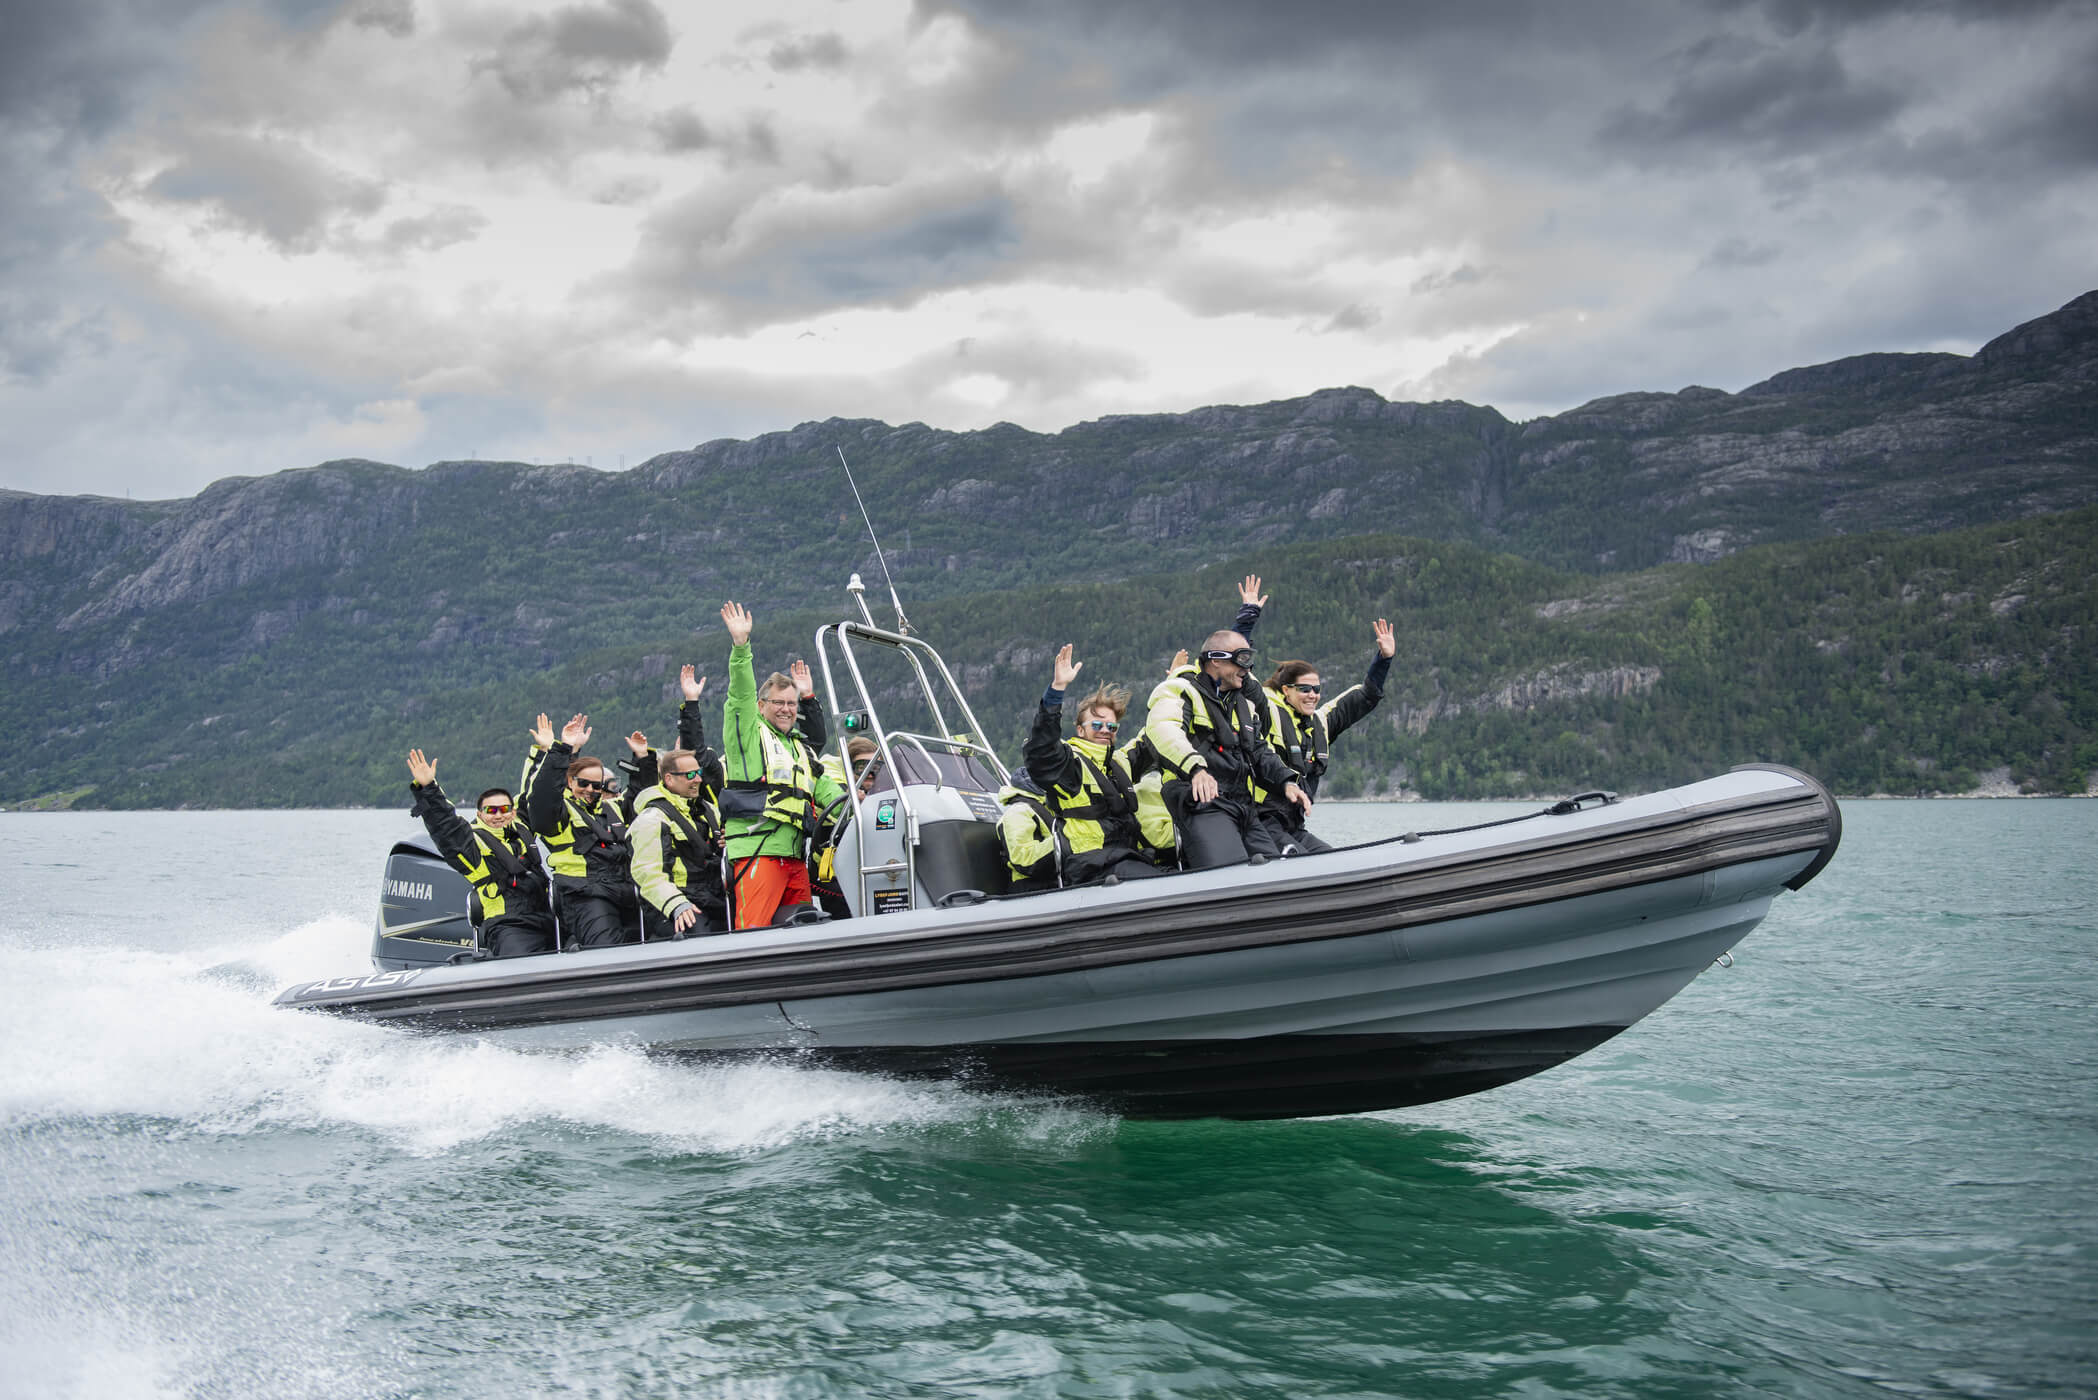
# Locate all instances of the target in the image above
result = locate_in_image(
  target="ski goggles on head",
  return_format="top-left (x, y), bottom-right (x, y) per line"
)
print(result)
top-left (1201, 647), bottom-right (1256, 668)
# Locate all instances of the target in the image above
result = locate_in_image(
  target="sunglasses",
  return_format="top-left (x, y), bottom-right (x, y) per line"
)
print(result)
top-left (666, 767), bottom-right (702, 779)
top-left (479, 803), bottom-right (513, 815)
top-left (1289, 683), bottom-right (1322, 695)
top-left (1083, 719), bottom-right (1119, 732)
top-left (573, 778), bottom-right (609, 792)
top-left (1201, 648), bottom-right (1256, 668)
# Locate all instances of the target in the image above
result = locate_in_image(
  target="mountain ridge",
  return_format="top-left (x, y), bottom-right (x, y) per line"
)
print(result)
top-left (2, 291), bottom-right (2095, 807)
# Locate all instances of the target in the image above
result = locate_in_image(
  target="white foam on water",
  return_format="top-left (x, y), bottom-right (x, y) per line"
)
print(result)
top-left (0, 916), bottom-right (1094, 1159)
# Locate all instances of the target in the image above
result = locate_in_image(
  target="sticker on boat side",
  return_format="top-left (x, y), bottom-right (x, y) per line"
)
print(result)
top-left (291, 969), bottom-right (427, 999)
top-left (959, 790), bottom-right (1001, 822)
top-left (871, 889), bottom-right (911, 915)
top-left (875, 800), bottom-right (897, 830)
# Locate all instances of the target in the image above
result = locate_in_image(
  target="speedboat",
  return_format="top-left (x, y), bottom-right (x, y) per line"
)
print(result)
top-left (277, 578), bottom-right (1841, 1120)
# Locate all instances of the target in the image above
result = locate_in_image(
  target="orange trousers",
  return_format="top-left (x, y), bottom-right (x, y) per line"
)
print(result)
top-left (733, 855), bottom-right (812, 929)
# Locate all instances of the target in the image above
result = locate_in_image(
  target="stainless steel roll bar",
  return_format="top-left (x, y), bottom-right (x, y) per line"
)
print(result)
top-left (814, 576), bottom-right (1011, 911)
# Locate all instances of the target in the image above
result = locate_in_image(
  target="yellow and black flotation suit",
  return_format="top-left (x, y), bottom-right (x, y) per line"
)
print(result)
top-left (1258, 685), bottom-right (1331, 786)
top-left (463, 821), bottom-right (550, 925)
top-left (996, 783), bottom-right (1066, 887)
top-left (630, 787), bottom-right (725, 923)
top-left (521, 743), bottom-right (633, 895)
top-left (1046, 741), bottom-right (1145, 855)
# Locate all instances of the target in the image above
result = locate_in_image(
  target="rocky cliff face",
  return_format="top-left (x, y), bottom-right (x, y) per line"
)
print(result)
top-left (4, 292), bottom-right (2094, 662)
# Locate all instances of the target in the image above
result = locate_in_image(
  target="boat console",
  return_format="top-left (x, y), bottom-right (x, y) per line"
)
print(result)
top-left (815, 581), bottom-right (1014, 915)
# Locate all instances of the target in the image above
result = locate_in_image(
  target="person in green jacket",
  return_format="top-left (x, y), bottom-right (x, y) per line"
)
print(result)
top-left (718, 600), bottom-right (846, 928)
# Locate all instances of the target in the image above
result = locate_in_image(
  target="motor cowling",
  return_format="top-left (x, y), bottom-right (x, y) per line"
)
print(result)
top-left (373, 836), bottom-right (474, 970)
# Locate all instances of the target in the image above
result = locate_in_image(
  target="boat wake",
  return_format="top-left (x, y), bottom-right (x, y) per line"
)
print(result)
top-left (0, 918), bottom-right (1108, 1158)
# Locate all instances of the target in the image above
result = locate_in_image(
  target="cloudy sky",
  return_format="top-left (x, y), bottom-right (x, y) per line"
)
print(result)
top-left (3, 0), bottom-right (2094, 499)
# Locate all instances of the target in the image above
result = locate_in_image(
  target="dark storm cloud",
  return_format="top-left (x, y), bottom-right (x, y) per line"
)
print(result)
top-left (2009, 38), bottom-right (2098, 171)
top-left (649, 107), bottom-right (783, 164)
top-left (921, 0), bottom-right (1590, 70)
top-left (653, 105), bottom-right (714, 152)
top-left (1324, 303), bottom-right (1381, 333)
top-left (766, 32), bottom-right (849, 71)
top-left (1703, 236), bottom-right (1783, 268)
top-left (0, 0), bottom-right (213, 134)
top-left (349, 0), bottom-right (413, 37)
top-left (627, 176), bottom-right (1022, 322)
top-left (1599, 41), bottom-right (1904, 161)
top-left (475, 0), bottom-right (674, 102)
top-left (922, 0), bottom-right (2089, 187)
top-left (1731, 0), bottom-right (2089, 33)
top-left (144, 130), bottom-right (386, 250)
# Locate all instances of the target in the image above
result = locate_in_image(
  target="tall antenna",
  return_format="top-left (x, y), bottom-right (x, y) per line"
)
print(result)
top-left (837, 445), bottom-right (912, 635)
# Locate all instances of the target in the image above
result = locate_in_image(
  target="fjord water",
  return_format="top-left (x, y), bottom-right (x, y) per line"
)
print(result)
top-left (2, 803), bottom-right (2092, 1400)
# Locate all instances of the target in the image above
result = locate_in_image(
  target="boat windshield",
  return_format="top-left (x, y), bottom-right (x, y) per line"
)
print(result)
top-left (860, 740), bottom-right (1003, 795)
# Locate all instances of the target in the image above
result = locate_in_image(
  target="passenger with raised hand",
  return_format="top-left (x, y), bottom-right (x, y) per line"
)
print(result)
top-left (521, 711), bottom-right (640, 948)
top-left (1231, 573), bottom-right (1268, 636)
top-left (628, 747), bottom-right (727, 939)
top-left (612, 666), bottom-right (728, 809)
top-left (786, 659), bottom-right (830, 766)
top-left (1252, 619), bottom-right (1397, 855)
top-left (719, 601), bottom-right (846, 928)
top-left (1144, 629), bottom-right (1310, 870)
top-left (1025, 644), bottom-right (1166, 885)
top-left (404, 749), bottom-right (555, 958)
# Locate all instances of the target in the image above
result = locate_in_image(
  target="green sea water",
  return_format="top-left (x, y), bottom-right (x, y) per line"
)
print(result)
top-left (2, 800), bottom-right (2092, 1399)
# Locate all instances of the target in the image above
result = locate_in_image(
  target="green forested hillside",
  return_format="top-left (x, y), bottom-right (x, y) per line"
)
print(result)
top-left (8, 507), bottom-right (2091, 809)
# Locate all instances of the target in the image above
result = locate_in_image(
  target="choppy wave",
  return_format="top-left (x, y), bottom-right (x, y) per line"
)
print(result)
top-left (5, 802), bottom-right (2096, 1400)
top-left (0, 917), bottom-right (1104, 1159)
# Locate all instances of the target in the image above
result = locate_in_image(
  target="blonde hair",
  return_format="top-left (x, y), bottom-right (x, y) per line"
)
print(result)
top-left (1075, 684), bottom-right (1131, 721)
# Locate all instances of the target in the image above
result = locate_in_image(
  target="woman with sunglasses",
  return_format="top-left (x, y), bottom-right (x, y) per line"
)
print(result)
top-left (404, 749), bottom-right (556, 958)
top-left (1250, 618), bottom-right (1397, 855)
top-left (1022, 644), bottom-right (1170, 886)
top-left (521, 711), bottom-right (641, 948)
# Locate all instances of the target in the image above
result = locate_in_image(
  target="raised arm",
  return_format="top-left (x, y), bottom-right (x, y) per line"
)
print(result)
top-left (406, 749), bottom-right (479, 871)
top-left (793, 661), bottom-right (829, 753)
top-left (521, 713), bottom-right (585, 835)
top-left (720, 602), bottom-right (764, 782)
top-left (1233, 574), bottom-right (1266, 639)
top-left (1025, 644), bottom-right (1085, 794)
top-left (677, 666), bottom-right (710, 750)
top-left (1322, 618), bottom-right (1396, 741)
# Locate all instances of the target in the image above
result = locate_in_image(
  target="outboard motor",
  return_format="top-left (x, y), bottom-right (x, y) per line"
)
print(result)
top-left (373, 833), bottom-right (474, 970)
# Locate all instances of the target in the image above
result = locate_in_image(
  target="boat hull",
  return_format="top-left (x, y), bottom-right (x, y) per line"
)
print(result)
top-left (279, 766), bottom-right (1838, 1119)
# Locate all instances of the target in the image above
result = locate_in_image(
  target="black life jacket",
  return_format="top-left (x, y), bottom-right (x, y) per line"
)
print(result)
top-left (555, 795), bottom-right (631, 889)
top-left (466, 823), bottom-right (549, 922)
top-left (1259, 686), bottom-right (1331, 784)
top-left (1175, 675), bottom-right (1267, 783)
